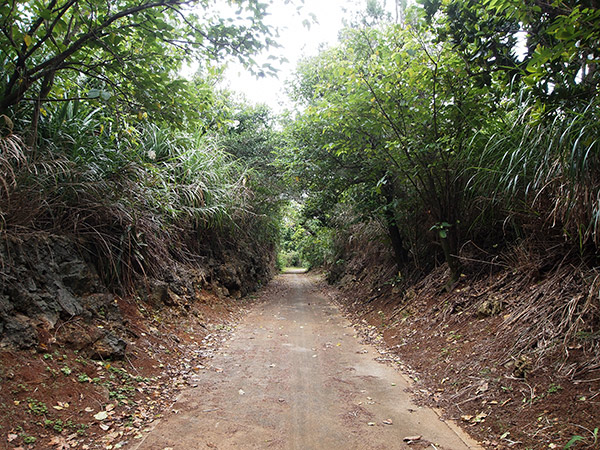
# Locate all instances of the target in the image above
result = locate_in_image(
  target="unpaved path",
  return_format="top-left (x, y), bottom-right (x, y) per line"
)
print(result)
top-left (132, 273), bottom-right (482, 450)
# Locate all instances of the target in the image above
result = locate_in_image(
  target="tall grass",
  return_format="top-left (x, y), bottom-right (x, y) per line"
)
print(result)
top-left (0, 101), bottom-right (259, 289)
top-left (0, 115), bottom-right (27, 225)
top-left (468, 93), bottom-right (600, 254)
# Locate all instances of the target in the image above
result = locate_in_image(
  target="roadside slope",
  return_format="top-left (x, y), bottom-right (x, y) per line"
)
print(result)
top-left (328, 258), bottom-right (600, 449)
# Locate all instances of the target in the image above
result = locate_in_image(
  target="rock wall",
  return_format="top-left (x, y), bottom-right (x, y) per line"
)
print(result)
top-left (0, 232), bottom-right (274, 356)
top-left (0, 234), bottom-right (126, 356)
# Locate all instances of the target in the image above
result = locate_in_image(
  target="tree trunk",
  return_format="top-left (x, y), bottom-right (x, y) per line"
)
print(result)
top-left (440, 225), bottom-right (461, 288)
top-left (28, 71), bottom-right (55, 147)
top-left (381, 181), bottom-right (409, 270)
top-left (386, 217), bottom-right (409, 269)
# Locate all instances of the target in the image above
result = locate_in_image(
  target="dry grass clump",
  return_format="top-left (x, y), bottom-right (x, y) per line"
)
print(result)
top-left (427, 238), bottom-right (600, 377)
top-left (498, 243), bottom-right (600, 377)
top-left (332, 213), bottom-right (600, 377)
top-left (0, 115), bottom-right (28, 222)
top-left (0, 104), bottom-right (261, 291)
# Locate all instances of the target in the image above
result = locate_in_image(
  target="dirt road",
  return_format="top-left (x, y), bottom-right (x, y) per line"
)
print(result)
top-left (132, 273), bottom-right (482, 450)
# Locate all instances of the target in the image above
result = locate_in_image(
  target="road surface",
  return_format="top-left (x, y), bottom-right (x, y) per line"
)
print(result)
top-left (132, 272), bottom-right (482, 449)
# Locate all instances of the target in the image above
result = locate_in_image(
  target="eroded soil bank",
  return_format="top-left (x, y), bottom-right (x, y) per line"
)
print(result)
top-left (329, 267), bottom-right (600, 450)
top-left (0, 231), bottom-right (274, 450)
top-left (0, 285), bottom-right (255, 450)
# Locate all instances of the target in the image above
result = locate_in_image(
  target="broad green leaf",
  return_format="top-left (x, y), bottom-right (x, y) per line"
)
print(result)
top-left (40, 9), bottom-right (52, 20)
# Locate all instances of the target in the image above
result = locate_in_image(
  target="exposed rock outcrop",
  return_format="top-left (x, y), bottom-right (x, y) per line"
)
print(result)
top-left (0, 234), bottom-right (113, 351)
top-left (0, 232), bottom-right (274, 356)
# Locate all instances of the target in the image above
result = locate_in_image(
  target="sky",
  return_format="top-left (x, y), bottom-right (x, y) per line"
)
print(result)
top-left (220, 0), bottom-right (363, 112)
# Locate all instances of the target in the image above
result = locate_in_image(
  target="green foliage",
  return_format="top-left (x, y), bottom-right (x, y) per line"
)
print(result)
top-left (0, 0), bottom-right (285, 291)
top-left (547, 384), bottom-right (562, 394)
top-left (429, 0), bottom-right (600, 108)
top-left (277, 251), bottom-right (302, 269)
top-left (468, 92), bottom-right (600, 248)
top-left (21, 434), bottom-right (36, 444)
top-left (0, 0), bottom-right (278, 127)
top-left (219, 101), bottom-right (288, 248)
top-left (26, 398), bottom-right (48, 416)
top-left (285, 16), bottom-right (496, 279)
top-left (295, 221), bottom-right (335, 269)
top-left (77, 373), bottom-right (91, 383)
top-left (283, 0), bottom-right (600, 292)
top-left (563, 426), bottom-right (599, 449)
top-left (1, 89), bottom-right (281, 286)
top-left (276, 201), bottom-right (335, 269)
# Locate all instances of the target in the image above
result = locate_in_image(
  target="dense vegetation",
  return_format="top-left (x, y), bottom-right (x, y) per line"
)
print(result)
top-left (0, 0), bottom-right (284, 288)
top-left (281, 0), bottom-right (600, 364)
top-left (285, 0), bottom-right (599, 268)
top-left (2, 0), bottom-right (599, 371)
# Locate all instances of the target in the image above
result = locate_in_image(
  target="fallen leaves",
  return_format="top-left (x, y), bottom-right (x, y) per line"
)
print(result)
top-left (94, 410), bottom-right (109, 421)
top-left (476, 381), bottom-right (489, 394)
top-left (461, 411), bottom-right (488, 424)
top-left (47, 436), bottom-right (69, 449)
top-left (0, 293), bottom-right (247, 450)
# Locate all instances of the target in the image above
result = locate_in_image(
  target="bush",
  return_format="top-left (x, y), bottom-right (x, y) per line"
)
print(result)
top-left (277, 251), bottom-right (303, 269)
top-left (1, 101), bottom-right (277, 290)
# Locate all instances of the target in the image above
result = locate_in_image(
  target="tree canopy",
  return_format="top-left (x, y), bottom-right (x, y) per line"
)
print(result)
top-left (281, 0), bottom-right (600, 285)
top-left (0, 0), bottom-right (278, 131)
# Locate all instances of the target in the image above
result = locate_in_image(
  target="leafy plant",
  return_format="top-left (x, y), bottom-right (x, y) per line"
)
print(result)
top-left (0, 0), bottom-right (277, 131)
top-left (548, 384), bottom-right (563, 394)
top-left (564, 427), bottom-right (599, 449)
top-left (77, 374), bottom-right (91, 383)
top-left (21, 434), bottom-right (36, 444)
top-left (26, 398), bottom-right (48, 416)
top-left (44, 418), bottom-right (64, 432)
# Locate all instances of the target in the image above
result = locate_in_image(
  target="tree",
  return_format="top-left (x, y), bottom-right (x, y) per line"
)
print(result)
top-left (0, 0), bottom-right (278, 135)
top-left (219, 100), bottom-right (288, 248)
top-left (286, 19), bottom-right (497, 282)
top-left (424, 0), bottom-right (600, 107)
